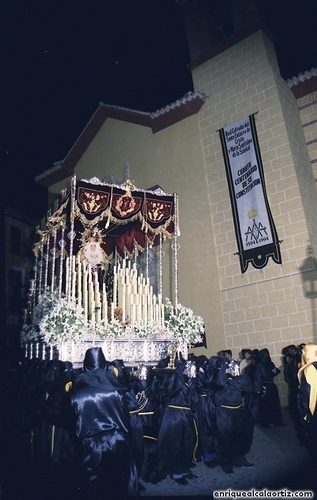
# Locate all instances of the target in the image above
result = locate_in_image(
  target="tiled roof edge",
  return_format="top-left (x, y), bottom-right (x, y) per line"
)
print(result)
top-left (287, 68), bottom-right (317, 87)
top-left (150, 91), bottom-right (208, 118)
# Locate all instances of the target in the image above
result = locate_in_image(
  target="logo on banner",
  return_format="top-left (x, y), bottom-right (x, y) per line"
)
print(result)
top-left (245, 208), bottom-right (269, 247)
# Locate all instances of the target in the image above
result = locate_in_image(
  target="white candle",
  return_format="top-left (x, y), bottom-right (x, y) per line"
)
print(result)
top-left (113, 269), bottom-right (117, 308)
top-left (78, 291), bottom-right (82, 309)
top-left (83, 268), bottom-right (88, 319)
top-left (137, 300), bottom-right (141, 326)
top-left (117, 276), bottom-right (122, 308)
top-left (95, 274), bottom-right (101, 307)
top-left (72, 271), bottom-right (76, 300)
top-left (126, 283), bottom-right (131, 318)
top-left (91, 299), bottom-right (95, 326)
top-left (161, 304), bottom-right (165, 328)
top-left (122, 284), bottom-right (126, 322)
top-left (132, 303), bottom-right (136, 325)
top-left (155, 304), bottom-right (159, 323)
top-left (65, 257), bottom-right (69, 296)
top-left (89, 281), bottom-right (94, 316)
top-left (102, 291), bottom-right (108, 324)
top-left (96, 307), bottom-right (101, 325)
top-left (143, 295), bottom-right (147, 324)
top-left (77, 261), bottom-right (82, 295)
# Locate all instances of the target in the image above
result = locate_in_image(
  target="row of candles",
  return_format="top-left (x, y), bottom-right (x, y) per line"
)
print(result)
top-left (64, 254), bottom-right (165, 328)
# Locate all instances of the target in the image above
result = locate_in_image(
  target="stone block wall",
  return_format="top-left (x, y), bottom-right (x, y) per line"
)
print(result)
top-left (298, 90), bottom-right (317, 179)
top-left (191, 30), bottom-right (317, 404)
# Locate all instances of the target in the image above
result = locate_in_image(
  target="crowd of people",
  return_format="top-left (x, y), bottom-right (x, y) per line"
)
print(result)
top-left (1, 342), bottom-right (317, 498)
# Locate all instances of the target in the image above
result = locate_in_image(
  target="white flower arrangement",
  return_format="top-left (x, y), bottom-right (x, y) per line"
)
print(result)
top-left (164, 298), bottom-right (205, 346)
top-left (21, 289), bottom-right (205, 347)
top-left (39, 297), bottom-right (88, 345)
top-left (96, 318), bottom-right (123, 340)
top-left (20, 323), bottom-right (42, 346)
top-left (32, 288), bottom-right (60, 325)
top-left (20, 288), bottom-right (60, 345)
top-left (132, 319), bottom-right (166, 340)
top-left (96, 318), bottom-right (167, 340)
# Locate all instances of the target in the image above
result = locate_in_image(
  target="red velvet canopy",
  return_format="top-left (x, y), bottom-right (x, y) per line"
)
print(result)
top-left (34, 178), bottom-right (176, 262)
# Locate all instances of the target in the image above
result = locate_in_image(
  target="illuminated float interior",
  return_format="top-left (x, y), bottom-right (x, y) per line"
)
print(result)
top-left (22, 176), bottom-right (204, 368)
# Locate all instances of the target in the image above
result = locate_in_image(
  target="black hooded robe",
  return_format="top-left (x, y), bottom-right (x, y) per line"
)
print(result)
top-left (214, 367), bottom-right (254, 469)
top-left (67, 347), bottom-right (138, 498)
top-left (153, 361), bottom-right (197, 481)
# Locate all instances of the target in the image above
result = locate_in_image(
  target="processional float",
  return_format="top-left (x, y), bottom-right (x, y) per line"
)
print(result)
top-left (22, 176), bottom-right (203, 368)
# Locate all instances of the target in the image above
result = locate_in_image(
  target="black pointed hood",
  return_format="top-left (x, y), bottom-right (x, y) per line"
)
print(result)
top-left (83, 347), bottom-right (107, 371)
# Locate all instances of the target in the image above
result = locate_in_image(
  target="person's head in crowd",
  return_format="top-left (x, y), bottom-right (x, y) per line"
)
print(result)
top-left (224, 349), bottom-right (233, 362)
top-left (285, 353), bottom-right (295, 365)
top-left (242, 349), bottom-right (252, 360)
top-left (83, 347), bottom-right (106, 371)
top-left (282, 344), bottom-right (297, 357)
top-left (217, 350), bottom-right (226, 358)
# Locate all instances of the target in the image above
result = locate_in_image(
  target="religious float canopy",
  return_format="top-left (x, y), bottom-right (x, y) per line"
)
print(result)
top-left (23, 177), bottom-right (205, 367)
top-left (34, 177), bottom-right (176, 264)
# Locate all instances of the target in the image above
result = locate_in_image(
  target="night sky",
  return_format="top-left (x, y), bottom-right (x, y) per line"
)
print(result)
top-left (2, 0), bottom-right (317, 222)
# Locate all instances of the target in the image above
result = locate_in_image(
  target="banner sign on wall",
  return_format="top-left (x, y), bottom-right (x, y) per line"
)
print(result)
top-left (219, 114), bottom-right (282, 273)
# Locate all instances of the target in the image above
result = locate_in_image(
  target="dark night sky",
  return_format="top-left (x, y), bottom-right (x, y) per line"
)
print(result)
top-left (2, 0), bottom-right (317, 222)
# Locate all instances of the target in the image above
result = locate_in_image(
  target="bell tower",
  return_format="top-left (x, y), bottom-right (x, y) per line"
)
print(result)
top-left (176, 0), bottom-right (268, 68)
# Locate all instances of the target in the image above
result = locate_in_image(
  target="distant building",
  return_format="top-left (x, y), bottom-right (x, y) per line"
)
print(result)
top-left (5, 207), bottom-right (36, 358)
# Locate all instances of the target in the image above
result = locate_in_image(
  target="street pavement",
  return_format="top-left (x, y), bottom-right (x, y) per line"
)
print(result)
top-left (139, 409), bottom-right (316, 498)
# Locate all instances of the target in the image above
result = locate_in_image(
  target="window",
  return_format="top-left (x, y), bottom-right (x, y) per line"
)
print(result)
top-left (8, 268), bottom-right (22, 314)
top-left (10, 226), bottom-right (21, 254)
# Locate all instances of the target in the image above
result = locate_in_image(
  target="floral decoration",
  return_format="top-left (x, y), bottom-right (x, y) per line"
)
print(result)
top-left (20, 323), bottom-right (42, 346)
top-left (95, 318), bottom-right (167, 341)
top-left (164, 298), bottom-right (204, 346)
top-left (32, 288), bottom-right (60, 325)
top-left (39, 297), bottom-right (88, 345)
top-left (21, 290), bottom-right (204, 347)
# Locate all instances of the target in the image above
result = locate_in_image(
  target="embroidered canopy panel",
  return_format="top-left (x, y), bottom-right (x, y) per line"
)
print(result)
top-left (33, 178), bottom-right (176, 262)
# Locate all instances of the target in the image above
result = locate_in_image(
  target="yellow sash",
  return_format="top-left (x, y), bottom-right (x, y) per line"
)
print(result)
top-left (304, 364), bottom-right (317, 415)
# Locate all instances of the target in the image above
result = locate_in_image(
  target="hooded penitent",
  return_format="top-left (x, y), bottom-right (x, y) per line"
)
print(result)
top-left (83, 346), bottom-right (106, 371)
top-left (298, 343), bottom-right (317, 416)
top-left (68, 347), bottom-right (138, 497)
